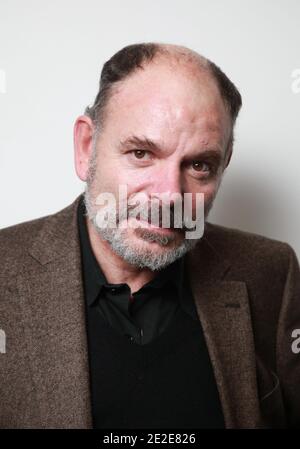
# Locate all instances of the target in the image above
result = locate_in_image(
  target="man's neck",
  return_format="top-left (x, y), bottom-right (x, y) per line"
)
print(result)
top-left (86, 218), bottom-right (157, 294)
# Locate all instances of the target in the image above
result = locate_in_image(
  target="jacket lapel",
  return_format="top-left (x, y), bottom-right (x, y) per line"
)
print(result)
top-left (187, 233), bottom-right (262, 428)
top-left (17, 196), bottom-right (92, 428)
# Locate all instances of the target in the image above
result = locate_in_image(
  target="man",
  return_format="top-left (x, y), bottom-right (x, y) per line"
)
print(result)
top-left (0, 43), bottom-right (299, 429)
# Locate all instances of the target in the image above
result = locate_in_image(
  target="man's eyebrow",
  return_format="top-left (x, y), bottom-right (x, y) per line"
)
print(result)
top-left (118, 135), bottom-right (163, 152)
top-left (190, 149), bottom-right (223, 162)
top-left (119, 136), bottom-right (224, 163)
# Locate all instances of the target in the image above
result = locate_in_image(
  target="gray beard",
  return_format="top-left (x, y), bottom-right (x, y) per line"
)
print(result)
top-left (83, 184), bottom-right (211, 271)
top-left (94, 225), bottom-right (198, 271)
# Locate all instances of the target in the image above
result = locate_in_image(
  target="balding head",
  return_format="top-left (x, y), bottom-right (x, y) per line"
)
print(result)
top-left (85, 42), bottom-right (242, 153)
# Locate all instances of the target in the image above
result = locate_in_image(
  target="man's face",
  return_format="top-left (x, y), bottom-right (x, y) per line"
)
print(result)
top-left (85, 60), bottom-right (231, 270)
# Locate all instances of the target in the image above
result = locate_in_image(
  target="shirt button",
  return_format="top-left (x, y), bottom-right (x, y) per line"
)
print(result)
top-left (125, 334), bottom-right (134, 343)
top-left (110, 288), bottom-right (117, 293)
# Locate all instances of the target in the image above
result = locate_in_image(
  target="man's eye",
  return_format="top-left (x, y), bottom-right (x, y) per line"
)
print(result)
top-left (131, 150), bottom-right (151, 160)
top-left (192, 161), bottom-right (211, 172)
top-left (132, 150), bottom-right (151, 160)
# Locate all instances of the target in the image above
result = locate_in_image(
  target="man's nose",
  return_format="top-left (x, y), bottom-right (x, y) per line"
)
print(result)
top-left (150, 166), bottom-right (183, 200)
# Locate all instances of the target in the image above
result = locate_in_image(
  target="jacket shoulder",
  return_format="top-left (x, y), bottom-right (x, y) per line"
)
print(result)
top-left (0, 214), bottom-right (54, 281)
top-left (0, 215), bottom-right (49, 258)
top-left (0, 196), bottom-right (81, 278)
top-left (205, 222), bottom-right (296, 275)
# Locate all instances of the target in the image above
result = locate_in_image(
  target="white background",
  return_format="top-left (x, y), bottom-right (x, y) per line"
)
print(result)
top-left (0, 0), bottom-right (299, 259)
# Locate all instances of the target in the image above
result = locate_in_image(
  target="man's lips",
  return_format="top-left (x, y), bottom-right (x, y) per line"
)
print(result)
top-left (134, 217), bottom-right (182, 234)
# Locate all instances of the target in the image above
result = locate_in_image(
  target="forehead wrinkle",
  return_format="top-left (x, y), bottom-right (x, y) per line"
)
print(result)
top-left (103, 61), bottom-right (231, 155)
top-left (107, 58), bottom-right (223, 113)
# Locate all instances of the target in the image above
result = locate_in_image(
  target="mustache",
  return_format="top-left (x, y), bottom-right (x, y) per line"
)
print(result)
top-left (118, 202), bottom-right (198, 232)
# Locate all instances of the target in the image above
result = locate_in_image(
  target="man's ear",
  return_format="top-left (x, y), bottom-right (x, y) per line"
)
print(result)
top-left (225, 146), bottom-right (233, 168)
top-left (73, 115), bottom-right (95, 181)
top-left (224, 133), bottom-right (233, 169)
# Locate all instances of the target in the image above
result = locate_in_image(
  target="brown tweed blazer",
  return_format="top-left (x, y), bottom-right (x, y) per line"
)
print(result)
top-left (0, 195), bottom-right (299, 429)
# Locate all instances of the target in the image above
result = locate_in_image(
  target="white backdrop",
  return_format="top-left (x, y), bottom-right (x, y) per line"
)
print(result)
top-left (0, 0), bottom-right (299, 259)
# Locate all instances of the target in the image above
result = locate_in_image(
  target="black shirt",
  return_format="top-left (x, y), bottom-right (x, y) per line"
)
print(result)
top-left (77, 198), bottom-right (199, 345)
